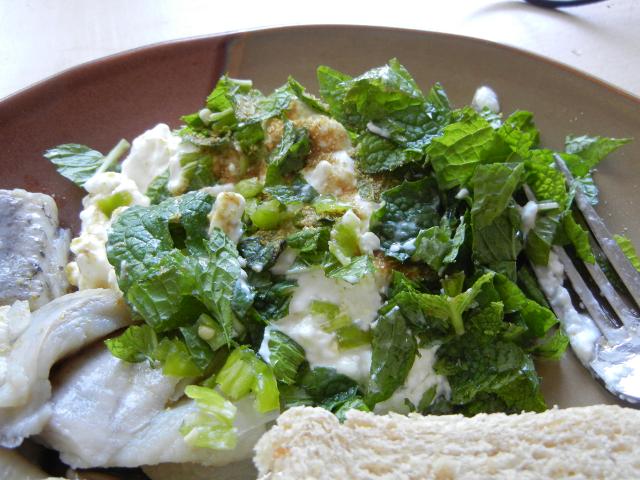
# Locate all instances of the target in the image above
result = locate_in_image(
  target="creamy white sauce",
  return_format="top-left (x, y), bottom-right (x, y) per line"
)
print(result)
top-left (270, 248), bottom-right (298, 276)
top-left (166, 141), bottom-right (199, 195)
top-left (374, 346), bottom-right (450, 414)
top-left (258, 269), bottom-right (385, 382)
top-left (455, 188), bottom-right (470, 200)
top-left (208, 192), bottom-right (246, 243)
top-left (366, 121), bottom-right (391, 139)
top-left (592, 334), bottom-right (640, 402)
top-left (350, 194), bottom-right (380, 231)
top-left (121, 124), bottom-right (183, 193)
top-left (534, 251), bottom-right (601, 364)
top-left (67, 172), bottom-right (149, 291)
top-left (521, 200), bottom-right (539, 237)
top-left (258, 326), bottom-right (273, 365)
top-left (471, 85), bottom-right (500, 114)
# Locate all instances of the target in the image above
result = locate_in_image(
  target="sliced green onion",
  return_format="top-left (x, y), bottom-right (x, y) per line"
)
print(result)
top-left (96, 190), bottom-right (133, 217)
top-left (313, 195), bottom-right (351, 215)
top-left (234, 177), bottom-right (264, 198)
top-left (155, 337), bottom-right (202, 378)
top-left (328, 213), bottom-right (361, 265)
top-left (95, 138), bottom-right (130, 175)
top-left (180, 385), bottom-right (237, 450)
top-left (311, 301), bottom-right (371, 350)
top-left (250, 199), bottom-right (284, 230)
top-left (335, 325), bottom-right (372, 350)
top-left (310, 300), bottom-right (341, 318)
top-left (216, 346), bottom-right (280, 413)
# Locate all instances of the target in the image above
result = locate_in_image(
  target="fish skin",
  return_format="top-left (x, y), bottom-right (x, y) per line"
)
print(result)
top-left (0, 189), bottom-right (70, 310)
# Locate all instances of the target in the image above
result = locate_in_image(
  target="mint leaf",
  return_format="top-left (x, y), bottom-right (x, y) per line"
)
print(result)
top-left (249, 272), bottom-right (297, 322)
top-left (45, 139), bottom-right (129, 187)
top-left (107, 191), bottom-right (252, 341)
top-left (179, 151), bottom-right (216, 191)
top-left (105, 324), bottom-right (158, 363)
top-left (470, 163), bottom-right (525, 229)
top-left (44, 144), bottom-right (105, 186)
top-left (559, 213), bottom-right (595, 264)
top-left (565, 135), bottom-right (631, 176)
top-left (239, 236), bottom-right (284, 273)
top-left (366, 307), bottom-right (417, 406)
top-left (264, 177), bottom-right (318, 205)
top-left (265, 121), bottom-right (311, 185)
top-left (408, 272), bottom-right (494, 335)
top-left (428, 108), bottom-right (508, 189)
top-left (472, 204), bottom-right (522, 280)
top-left (326, 255), bottom-right (375, 284)
top-left (412, 216), bottom-right (465, 271)
top-left (286, 227), bottom-right (330, 253)
top-left (266, 329), bottom-right (306, 385)
top-left (614, 234), bottom-right (640, 272)
top-left (298, 366), bottom-right (359, 403)
top-left (317, 65), bottom-right (352, 121)
top-left (371, 177), bottom-right (441, 262)
top-left (321, 387), bottom-right (369, 422)
top-left (497, 110), bottom-right (539, 156)
top-left (524, 155), bottom-right (569, 207)
top-left (146, 170), bottom-right (171, 204)
top-left (356, 132), bottom-right (420, 173)
top-left (205, 75), bottom-right (252, 112)
top-left (435, 320), bottom-right (546, 414)
top-left (287, 76), bottom-right (329, 114)
top-left (525, 213), bottom-right (560, 266)
top-left (340, 59), bottom-right (424, 129)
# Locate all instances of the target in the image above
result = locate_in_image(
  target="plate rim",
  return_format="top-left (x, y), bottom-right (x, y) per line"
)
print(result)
top-left (2, 24), bottom-right (639, 108)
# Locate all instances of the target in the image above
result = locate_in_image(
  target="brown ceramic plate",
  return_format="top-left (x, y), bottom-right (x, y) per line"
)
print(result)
top-left (1, 24), bottom-right (638, 477)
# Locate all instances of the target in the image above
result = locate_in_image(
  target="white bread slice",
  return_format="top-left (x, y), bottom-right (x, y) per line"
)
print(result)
top-left (254, 405), bottom-right (640, 479)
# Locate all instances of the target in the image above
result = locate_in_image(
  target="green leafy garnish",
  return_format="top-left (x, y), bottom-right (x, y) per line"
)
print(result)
top-left (216, 346), bottom-right (279, 413)
top-left (44, 139), bottom-right (130, 187)
top-left (180, 385), bottom-right (237, 450)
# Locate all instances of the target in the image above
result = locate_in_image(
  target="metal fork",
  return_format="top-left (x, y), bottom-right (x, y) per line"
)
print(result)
top-left (526, 155), bottom-right (640, 405)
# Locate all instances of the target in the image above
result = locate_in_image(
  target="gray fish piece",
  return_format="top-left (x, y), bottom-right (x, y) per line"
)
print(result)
top-left (0, 289), bottom-right (131, 447)
top-left (40, 343), bottom-right (276, 469)
top-left (0, 189), bottom-right (70, 309)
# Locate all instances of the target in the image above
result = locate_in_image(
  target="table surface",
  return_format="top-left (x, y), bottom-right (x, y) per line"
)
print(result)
top-left (1, 0), bottom-right (639, 100)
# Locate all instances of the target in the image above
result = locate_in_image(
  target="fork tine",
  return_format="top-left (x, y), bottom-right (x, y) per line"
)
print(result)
top-left (552, 247), bottom-right (618, 340)
top-left (582, 256), bottom-right (640, 327)
top-left (554, 154), bottom-right (640, 311)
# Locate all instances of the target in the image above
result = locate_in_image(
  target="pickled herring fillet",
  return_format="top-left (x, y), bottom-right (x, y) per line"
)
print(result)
top-left (40, 344), bottom-right (276, 469)
top-left (0, 289), bottom-right (131, 447)
top-left (0, 189), bottom-right (70, 309)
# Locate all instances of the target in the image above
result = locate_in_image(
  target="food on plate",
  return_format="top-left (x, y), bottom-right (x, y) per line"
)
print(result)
top-left (0, 189), bottom-right (70, 309)
top-left (254, 405), bottom-right (640, 479)
top-left (0, 59), bottom-right (634, 475)
top-left (0, 289), bottom-right (130, 448)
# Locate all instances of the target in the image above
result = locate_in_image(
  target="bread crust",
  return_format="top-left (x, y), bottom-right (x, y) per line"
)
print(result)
top-left (254, 405), bottom-right (640, 479)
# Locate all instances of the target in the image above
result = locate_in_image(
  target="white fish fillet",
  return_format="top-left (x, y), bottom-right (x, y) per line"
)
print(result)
top-left (41, 344), bottom-right (277, 469)
top-left (0, 189), bottom-right (70, 310)
top-left (0, 289), bottom-right (131, 447)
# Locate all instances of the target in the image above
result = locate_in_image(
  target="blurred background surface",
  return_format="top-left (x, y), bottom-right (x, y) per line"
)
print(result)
top-left (1, 0), bottom-right (638, 99)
